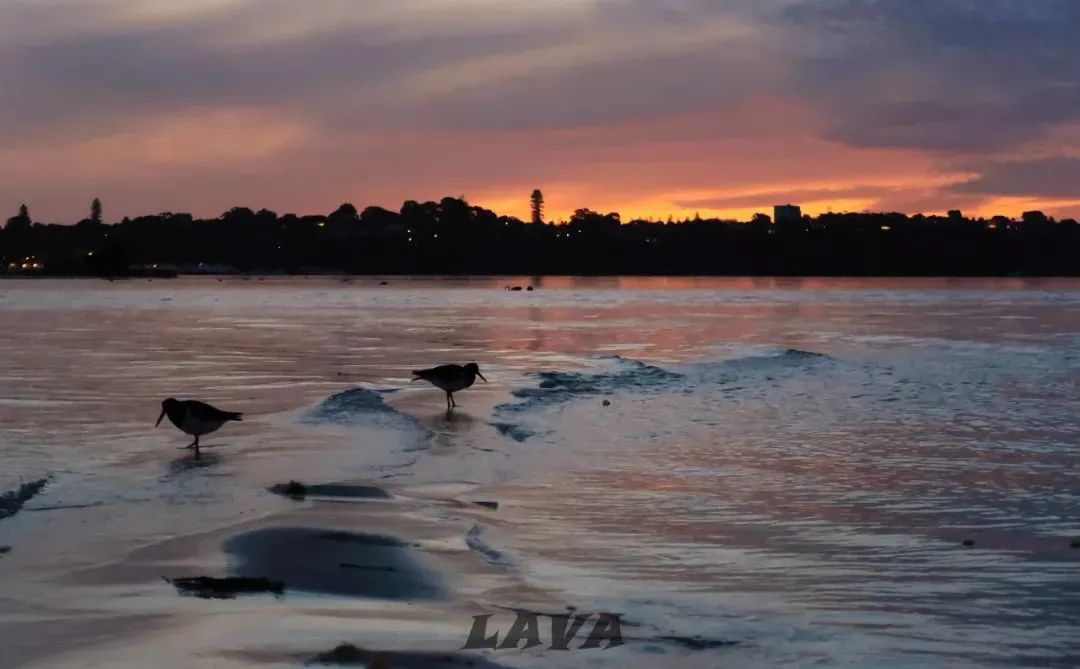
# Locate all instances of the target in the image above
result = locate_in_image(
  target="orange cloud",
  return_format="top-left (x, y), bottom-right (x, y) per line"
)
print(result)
top-left (4, 1), bottom-right (1080, 223)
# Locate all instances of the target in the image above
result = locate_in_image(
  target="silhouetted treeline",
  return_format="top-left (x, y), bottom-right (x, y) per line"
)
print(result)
top-left (2, 198), bottom-right (1078, 276)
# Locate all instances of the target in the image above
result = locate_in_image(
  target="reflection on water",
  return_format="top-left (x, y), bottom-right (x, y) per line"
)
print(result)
top-left (0, 277), bottom-right (1079, 668)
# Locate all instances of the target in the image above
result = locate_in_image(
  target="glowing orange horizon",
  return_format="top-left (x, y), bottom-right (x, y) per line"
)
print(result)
top-left (472, 193), bottom-right (1080, 225)
top-left (3, 3), bottom-right (1079, 225)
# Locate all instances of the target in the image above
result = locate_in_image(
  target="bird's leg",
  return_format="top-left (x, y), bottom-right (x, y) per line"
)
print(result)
top-left (446, 392), bottom-right (451, 410)
top-left (450, 392), bottom-right (457, 408)
top-left (193, 435), bottom-right (201, 460)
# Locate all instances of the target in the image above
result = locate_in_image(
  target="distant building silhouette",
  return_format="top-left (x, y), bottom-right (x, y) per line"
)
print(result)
top-left (774, 204), bottom-right (802, 232)
top-left (530, 189), bottom-right (545, 225)
top-left (948, 209), bottom-right (962, 222)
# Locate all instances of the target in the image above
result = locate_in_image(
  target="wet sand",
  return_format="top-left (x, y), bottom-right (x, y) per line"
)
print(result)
top-left (3, 278), bottom-right (1079, 668)
top-left (224, 526), bottom-right (444, 599)
top-left (227, 643), bottom-right (514, 668)
top-left (5, 466), bottom-right (568, 669)
top-left (0, 364), bottom-right (591, 668)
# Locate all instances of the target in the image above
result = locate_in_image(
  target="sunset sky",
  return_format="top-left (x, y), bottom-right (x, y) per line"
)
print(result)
top-left (3, 0), bottom-right (1080, 223)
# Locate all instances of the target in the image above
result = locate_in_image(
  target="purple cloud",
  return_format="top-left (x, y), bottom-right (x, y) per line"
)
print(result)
top-left (950, 157), bottom-right (1080, 199)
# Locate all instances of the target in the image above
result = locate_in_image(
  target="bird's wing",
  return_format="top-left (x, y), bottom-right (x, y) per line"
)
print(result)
top-left (412, 364), bottom-right (463, 379)
top-left (186, 400), bottom-right (242, 422)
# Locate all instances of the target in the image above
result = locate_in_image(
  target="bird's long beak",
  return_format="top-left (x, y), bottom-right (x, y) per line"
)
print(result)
top-left (155, 408), bottom-right (166, 427)
top-left (477, 372), bottom-right (488, 383)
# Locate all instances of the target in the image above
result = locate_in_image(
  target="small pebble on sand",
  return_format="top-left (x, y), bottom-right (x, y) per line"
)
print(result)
top-left (602, 399), bottom-right (611, 407)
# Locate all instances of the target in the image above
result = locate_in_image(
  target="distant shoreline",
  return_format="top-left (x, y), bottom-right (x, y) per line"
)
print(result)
top-left (3, 271), bottom-right (1079, 280)
top-left (5, 199), bottom-right (1080, 277)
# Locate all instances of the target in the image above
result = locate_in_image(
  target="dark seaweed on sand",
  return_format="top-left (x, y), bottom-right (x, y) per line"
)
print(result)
top-left (166, 576), bottom-right (285, 599)
top-left (311, 644), bottom-right (372, 665)
top-left (309, 643), bottom-right (509, 668)
top-left (268, 481), bottom-right (393, 501)
top-left (273, 480), bottom-right (308, 499)
top-left (339, 562), bottom-right (398, 572)
top-left (656, 635), bottom-right (737, 650)
top-left (0, 478), bottom-right (49, 521)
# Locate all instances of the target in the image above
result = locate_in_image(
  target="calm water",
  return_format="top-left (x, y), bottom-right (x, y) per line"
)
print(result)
top-left (0, 276), bottom-right (1078, 668)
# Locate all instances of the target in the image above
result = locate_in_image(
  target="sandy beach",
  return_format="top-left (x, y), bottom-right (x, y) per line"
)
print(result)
top-left (1, 277), bottom-right (1079, 668)
top-left (0, 347), bottom-right (668, 669)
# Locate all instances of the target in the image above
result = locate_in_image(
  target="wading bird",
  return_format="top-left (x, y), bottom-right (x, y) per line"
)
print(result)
top-left (155, 398), bottom-right (242, 459)
top-left (411, 363), bottom-right (487, 410)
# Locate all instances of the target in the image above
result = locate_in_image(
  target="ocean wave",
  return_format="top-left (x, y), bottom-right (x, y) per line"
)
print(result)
top-left (490, 422), bottom-right (541, 443)
top-left (685, 347), bottom-right (832, 382)
top-left (497, 356), bottom-right (683, 416)
top-left (492, 350), bottom-right (831, 439)
top-left (303, 387), bottom-right (431, 442)
top-left (305, 387), bottom-right (396, 422)
top-left (704, 345), bottom-right (829, 363)
top-left (778, 348), bottom-right (829, 359)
